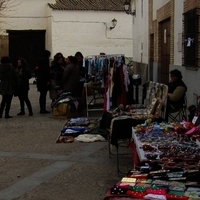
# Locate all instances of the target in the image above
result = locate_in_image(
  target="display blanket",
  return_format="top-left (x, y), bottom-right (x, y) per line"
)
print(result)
top-left (56, 117), bottom-right (107, 143)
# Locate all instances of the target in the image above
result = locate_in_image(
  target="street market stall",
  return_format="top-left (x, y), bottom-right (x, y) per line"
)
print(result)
top-left (103, 120), bottom-right (200, 200)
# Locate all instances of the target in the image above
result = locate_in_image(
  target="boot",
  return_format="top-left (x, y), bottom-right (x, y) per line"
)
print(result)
top-left (5, 101), bottom-right (12, 119)
top-left (17, 111), bottom-right (25, 115)
top-left (29, 111), bottom-right (33, 116)
top-left (26, 100), bottom-right (33, 116)
top-left (5, 115), bottom-right (13, 119)
top-left (0, 106), bottom-right (3, 118)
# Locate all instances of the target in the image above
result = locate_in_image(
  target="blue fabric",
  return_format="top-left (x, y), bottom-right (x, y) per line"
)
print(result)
top-left (61, 127), bottom-right (87, 133)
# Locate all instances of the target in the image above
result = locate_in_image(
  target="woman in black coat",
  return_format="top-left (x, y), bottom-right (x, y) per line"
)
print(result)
top-left (16, 58), bottom-right (33, 116)
top-left (36, 50), bottom-right (51, 114)
top-left (0, 56), bottom-right (18, 118)
top-left (51, 53), bottom-right (65, 88)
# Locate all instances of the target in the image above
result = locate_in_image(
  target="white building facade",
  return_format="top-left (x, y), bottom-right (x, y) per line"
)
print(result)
top-left (0, 0), bottom-right (133, 59)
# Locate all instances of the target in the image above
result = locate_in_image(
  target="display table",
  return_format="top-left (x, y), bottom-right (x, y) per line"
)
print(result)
top-left (100, 80), bottom-right (169, 143)
top-left (104, 121), bottom-right (200, 200)
top-left (104, 175), bottom-right (200, 200)
top-left (132, 128), bottom-right (148, 163)
top-left (131, 121), bottom-right (200, 176)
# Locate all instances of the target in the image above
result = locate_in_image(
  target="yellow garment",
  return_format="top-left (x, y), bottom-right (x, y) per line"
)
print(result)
top-left (168, 86), bottom-right (186, 102)
top-left (53, 103), bottom-right (68, 116)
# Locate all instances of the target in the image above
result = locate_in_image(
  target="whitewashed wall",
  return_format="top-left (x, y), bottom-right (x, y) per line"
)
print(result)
top-left (0, 0), bottom-right (51, 30)
top-left (0, 0), bottom-right (133, 59)
top-left (173, 1), bottom-right (183, 66)
top-left (132, 0), bottom-right (149, 64)
top-left (50, 10), bottom-right (133, 58)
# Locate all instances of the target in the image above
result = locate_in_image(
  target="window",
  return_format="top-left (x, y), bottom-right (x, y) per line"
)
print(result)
top-left (182, 8), bottom-right (200, 68)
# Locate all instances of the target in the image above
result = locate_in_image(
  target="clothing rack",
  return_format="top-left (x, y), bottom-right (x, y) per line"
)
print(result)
top-left (84, 54), bottom-right (125, 117)
top-left (85, 54), bottom-right (124, 59)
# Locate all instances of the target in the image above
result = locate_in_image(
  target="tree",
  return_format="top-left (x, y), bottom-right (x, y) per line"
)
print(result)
top-left (0, 0), bottom-right (9, 15)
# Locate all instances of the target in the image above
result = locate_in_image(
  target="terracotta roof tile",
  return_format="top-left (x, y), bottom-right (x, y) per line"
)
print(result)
top-left (48, 0), bottom-right (125, 12)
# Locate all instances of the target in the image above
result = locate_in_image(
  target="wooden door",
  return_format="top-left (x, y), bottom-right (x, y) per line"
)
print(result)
top-left (160, 19), bottom-right (170, 84)
top-left (7, 30), bottom-right (46, 74)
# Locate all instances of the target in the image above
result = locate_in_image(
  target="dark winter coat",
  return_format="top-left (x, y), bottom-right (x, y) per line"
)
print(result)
top-left (62, 63), bottom-right (80, 96)
top-left (0, 63), bottom-right (18, 95)
top-left (17, 67), bottom-right (32, 93)
top-left (36, 57), bottom-right (50, 91)
top-left (51, 64), bottom-right (64, 87)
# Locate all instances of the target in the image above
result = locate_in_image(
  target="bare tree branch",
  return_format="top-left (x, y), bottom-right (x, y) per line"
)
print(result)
top-left (0, 0), bottom-right (9, 13)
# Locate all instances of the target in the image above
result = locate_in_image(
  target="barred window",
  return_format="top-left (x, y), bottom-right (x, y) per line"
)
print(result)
top-left (182, 8), bottom-right (200, 68)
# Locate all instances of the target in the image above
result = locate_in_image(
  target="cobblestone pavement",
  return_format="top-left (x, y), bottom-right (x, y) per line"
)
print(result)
top-left (0, 79), bottom-right (133, 200)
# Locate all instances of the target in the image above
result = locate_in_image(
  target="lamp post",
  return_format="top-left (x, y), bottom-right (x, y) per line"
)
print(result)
top-left (110, 18), bottom-right (117, 30)
top-left (124, 0), bottom-right (136, 16)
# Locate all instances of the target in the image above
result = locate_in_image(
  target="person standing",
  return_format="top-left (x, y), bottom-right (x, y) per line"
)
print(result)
top-left (74, 51), bottom-right (85, 97)
top-left (62, 56), bottom-right (80, 97)
top-left (51, 53), bottom-right (65, 88)
top-left (0, 56), bottom-right (18, 118)
top-left (36, 50), bottom-right (51, 114)
top-left (16, 58), bottom-right (33, 116)
top-left (74, 51), bottom-right (85, 80)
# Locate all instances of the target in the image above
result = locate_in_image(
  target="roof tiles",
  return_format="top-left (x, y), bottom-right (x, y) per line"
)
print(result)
top-left (48, 0), bottom-right (125, 12)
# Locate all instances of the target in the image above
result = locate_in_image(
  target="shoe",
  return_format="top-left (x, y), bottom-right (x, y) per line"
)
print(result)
top-left (5, 115), bottom-right (13, 119)
top-left (29, 112), bottom-right (33, 116)
top-left (17, 112), bottom-right (25, 116)
top-left (40, 110), bottom-right (50, 114)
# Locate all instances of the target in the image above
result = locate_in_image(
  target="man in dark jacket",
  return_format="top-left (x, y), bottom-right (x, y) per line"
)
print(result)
top-left (0, 56), bottom-right (18, 118)
top-left (36, 50), bottom-right (51, 114)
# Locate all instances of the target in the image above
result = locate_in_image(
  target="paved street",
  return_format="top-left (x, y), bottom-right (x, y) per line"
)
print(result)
top-left (0, 79), bottom-right (133, 200)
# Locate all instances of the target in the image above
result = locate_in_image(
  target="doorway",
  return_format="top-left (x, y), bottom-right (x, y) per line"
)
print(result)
top-left (159, 18), bottom-right (170, 84)
top-left (7, 30), bottom-right (46, 74)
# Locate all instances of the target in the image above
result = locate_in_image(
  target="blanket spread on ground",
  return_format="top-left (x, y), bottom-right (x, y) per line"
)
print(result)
top-left (56, 117), bottom-right (107, 143)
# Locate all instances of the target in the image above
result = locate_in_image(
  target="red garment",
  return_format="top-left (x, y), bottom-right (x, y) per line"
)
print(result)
top-left (117, 65), bottom-right (127, 106)
top-left (103, 72), bottom-right (111, 111)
